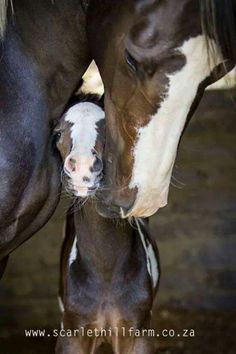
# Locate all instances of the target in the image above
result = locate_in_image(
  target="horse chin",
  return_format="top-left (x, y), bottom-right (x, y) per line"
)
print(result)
top-left (75, 189), bottom-right (89, 198)
top-left (74, 186), bottom-right (100, 198)
top-left (66, 176), bottom-right (101, 198)
top-left (95, 201), bottom-right (121, 219)
top-left (124, 196), bottom-right (168, 218)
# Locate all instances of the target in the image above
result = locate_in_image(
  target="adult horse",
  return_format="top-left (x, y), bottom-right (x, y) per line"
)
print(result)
top-left (0, 0), bottom-right (91, 275)
top-left (0, 0), bottom-right (235, 274)
top-left (87, 0), bottom-right (236, 218)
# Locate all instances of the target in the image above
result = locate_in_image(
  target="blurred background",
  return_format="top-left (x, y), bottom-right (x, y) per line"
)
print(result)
top-left (0, 64), bottom-right (235, 354)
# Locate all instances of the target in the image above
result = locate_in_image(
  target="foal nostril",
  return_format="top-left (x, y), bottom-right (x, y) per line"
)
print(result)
top-left (83, 176), bottom-right (91, 183)
top-left (65, 157), bottom-right (76, 173)
top-left (69, 158), bottom-right (77, 171)
top-left (90, 156), bottom-right (103, 173)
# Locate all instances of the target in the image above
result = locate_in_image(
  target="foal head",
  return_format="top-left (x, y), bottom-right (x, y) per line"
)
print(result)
top-left (55, 95), bottom-right (105, 197)
top-left (88, 0), bottom-right (235, 217)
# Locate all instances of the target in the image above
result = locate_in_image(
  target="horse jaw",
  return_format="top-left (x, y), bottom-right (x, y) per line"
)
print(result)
top-left (126, 35), bottom-right (221, 218)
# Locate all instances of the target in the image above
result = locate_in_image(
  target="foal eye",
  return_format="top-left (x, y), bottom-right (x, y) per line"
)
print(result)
top-left (53, 131), bottom-right (62, 144)
top-left (125, 49), bottom-right (138, 73)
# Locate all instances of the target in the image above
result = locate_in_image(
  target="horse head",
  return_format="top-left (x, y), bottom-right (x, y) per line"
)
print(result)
top-left (55, 95), bottom-right (105, 197)
top-left (88, 0), bottom-right (235, 218)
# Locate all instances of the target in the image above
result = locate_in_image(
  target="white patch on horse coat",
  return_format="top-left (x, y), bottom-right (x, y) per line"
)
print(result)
top-left (64, 102), bottom-right (105, 197)
top-left (65, 102), bottom-right (104, 156)
top-left (135, 219), bottom-right (159, 289)
top-left (69, 235), bottom-right (77, 266)
top-left (128, 35), bottom-right (221, 217)
top-left (58, 296), bottom-right (65, 313)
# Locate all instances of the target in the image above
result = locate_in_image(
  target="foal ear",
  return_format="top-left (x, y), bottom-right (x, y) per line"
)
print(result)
top-left (54, 112), bottom-right (67, 130)
top-left (98, 94), bottom-right (104, 108)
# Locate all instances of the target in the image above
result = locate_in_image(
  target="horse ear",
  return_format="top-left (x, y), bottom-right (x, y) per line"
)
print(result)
top-left (53, 112), bottom-right (67, 131)
top-left (98, 95), bottom-right (104, 108)
top-left (75, 79), bottom-right (84, 92)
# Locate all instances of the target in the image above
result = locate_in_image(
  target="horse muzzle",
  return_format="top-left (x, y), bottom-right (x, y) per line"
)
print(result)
top-left (95, 186), bottom-right (137, 218)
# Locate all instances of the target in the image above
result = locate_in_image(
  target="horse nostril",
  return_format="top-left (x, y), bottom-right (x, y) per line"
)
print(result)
top-left (91, 156), bottom-right (103, 173)
top-left (83, 176), bottom-right (91, 183)
top-left (65, 157), bottom-right (77, 174)
top-left (69, 158), bottom-right (76, 172)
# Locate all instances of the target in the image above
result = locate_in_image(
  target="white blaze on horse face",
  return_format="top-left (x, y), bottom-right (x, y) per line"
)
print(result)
top-left (58, 296), bottom-right (65, 313)
top-left (128, 35), bottom-right (220, 218)
top-left (64, 102), bottom-right (105, 197)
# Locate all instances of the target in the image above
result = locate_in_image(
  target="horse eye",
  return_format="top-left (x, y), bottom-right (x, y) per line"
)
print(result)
top-left (53, 130), bottom-right (62, 144)
top-left (125, 49), bottom-right (138, 72)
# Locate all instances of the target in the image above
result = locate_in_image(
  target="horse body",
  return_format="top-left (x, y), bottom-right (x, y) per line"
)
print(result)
top-left (1, 0), bottom-right (234, 259)
top-left (57, 205), bottom-right (159, 354)
top-left (88, 0), bottom-right (236, 219)
top-left (0, 0), bottom-right (91, 262)
top-left (55, 96), bottom-right (159, 353)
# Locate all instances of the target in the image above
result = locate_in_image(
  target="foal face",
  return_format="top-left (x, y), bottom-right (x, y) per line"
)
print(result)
top-left (88, 0), bottom-right (227, 217)
top-left (55, 102), bottom-right (105, 197)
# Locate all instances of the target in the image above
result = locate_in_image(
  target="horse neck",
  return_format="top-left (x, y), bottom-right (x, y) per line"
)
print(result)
top-left (73, 201), bottom-right (135, 277)
top-left (11, 0), bottom-right (91, 119)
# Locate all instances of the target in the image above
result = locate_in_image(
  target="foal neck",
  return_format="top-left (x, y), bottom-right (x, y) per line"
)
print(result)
top-left (73, 201), bottom-right (135, 278)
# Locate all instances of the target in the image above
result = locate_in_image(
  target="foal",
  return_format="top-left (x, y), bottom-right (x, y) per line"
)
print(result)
top-left (55, 95), bottom-right (160, 354)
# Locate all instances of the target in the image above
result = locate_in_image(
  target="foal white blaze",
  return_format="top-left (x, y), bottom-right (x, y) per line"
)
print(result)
top-left (64, 102), bottom-right (105, 197)
top-left (128, 35), bottom-right (221, 218)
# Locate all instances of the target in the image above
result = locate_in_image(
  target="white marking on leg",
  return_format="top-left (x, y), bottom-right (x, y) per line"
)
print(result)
top-left (58, 296), bottom-right (65, 313)
top-left (135, 219), bottom-right (159, 289)
top-left (129, 35), bottom-right (221, 217)
top-left (69, 235), bottom-right (77, 266)
top-left (146, 243), bottom-right (159, 288)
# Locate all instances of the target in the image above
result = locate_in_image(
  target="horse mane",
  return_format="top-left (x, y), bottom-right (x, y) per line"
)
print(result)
top-left (200, 0), bottom-right (236, 62)
top-left (0, 0), bottom-right (13, 38)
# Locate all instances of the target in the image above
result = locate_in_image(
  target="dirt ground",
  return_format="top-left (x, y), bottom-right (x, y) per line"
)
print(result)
top-left (1, 307), bottom-right (235, 354)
